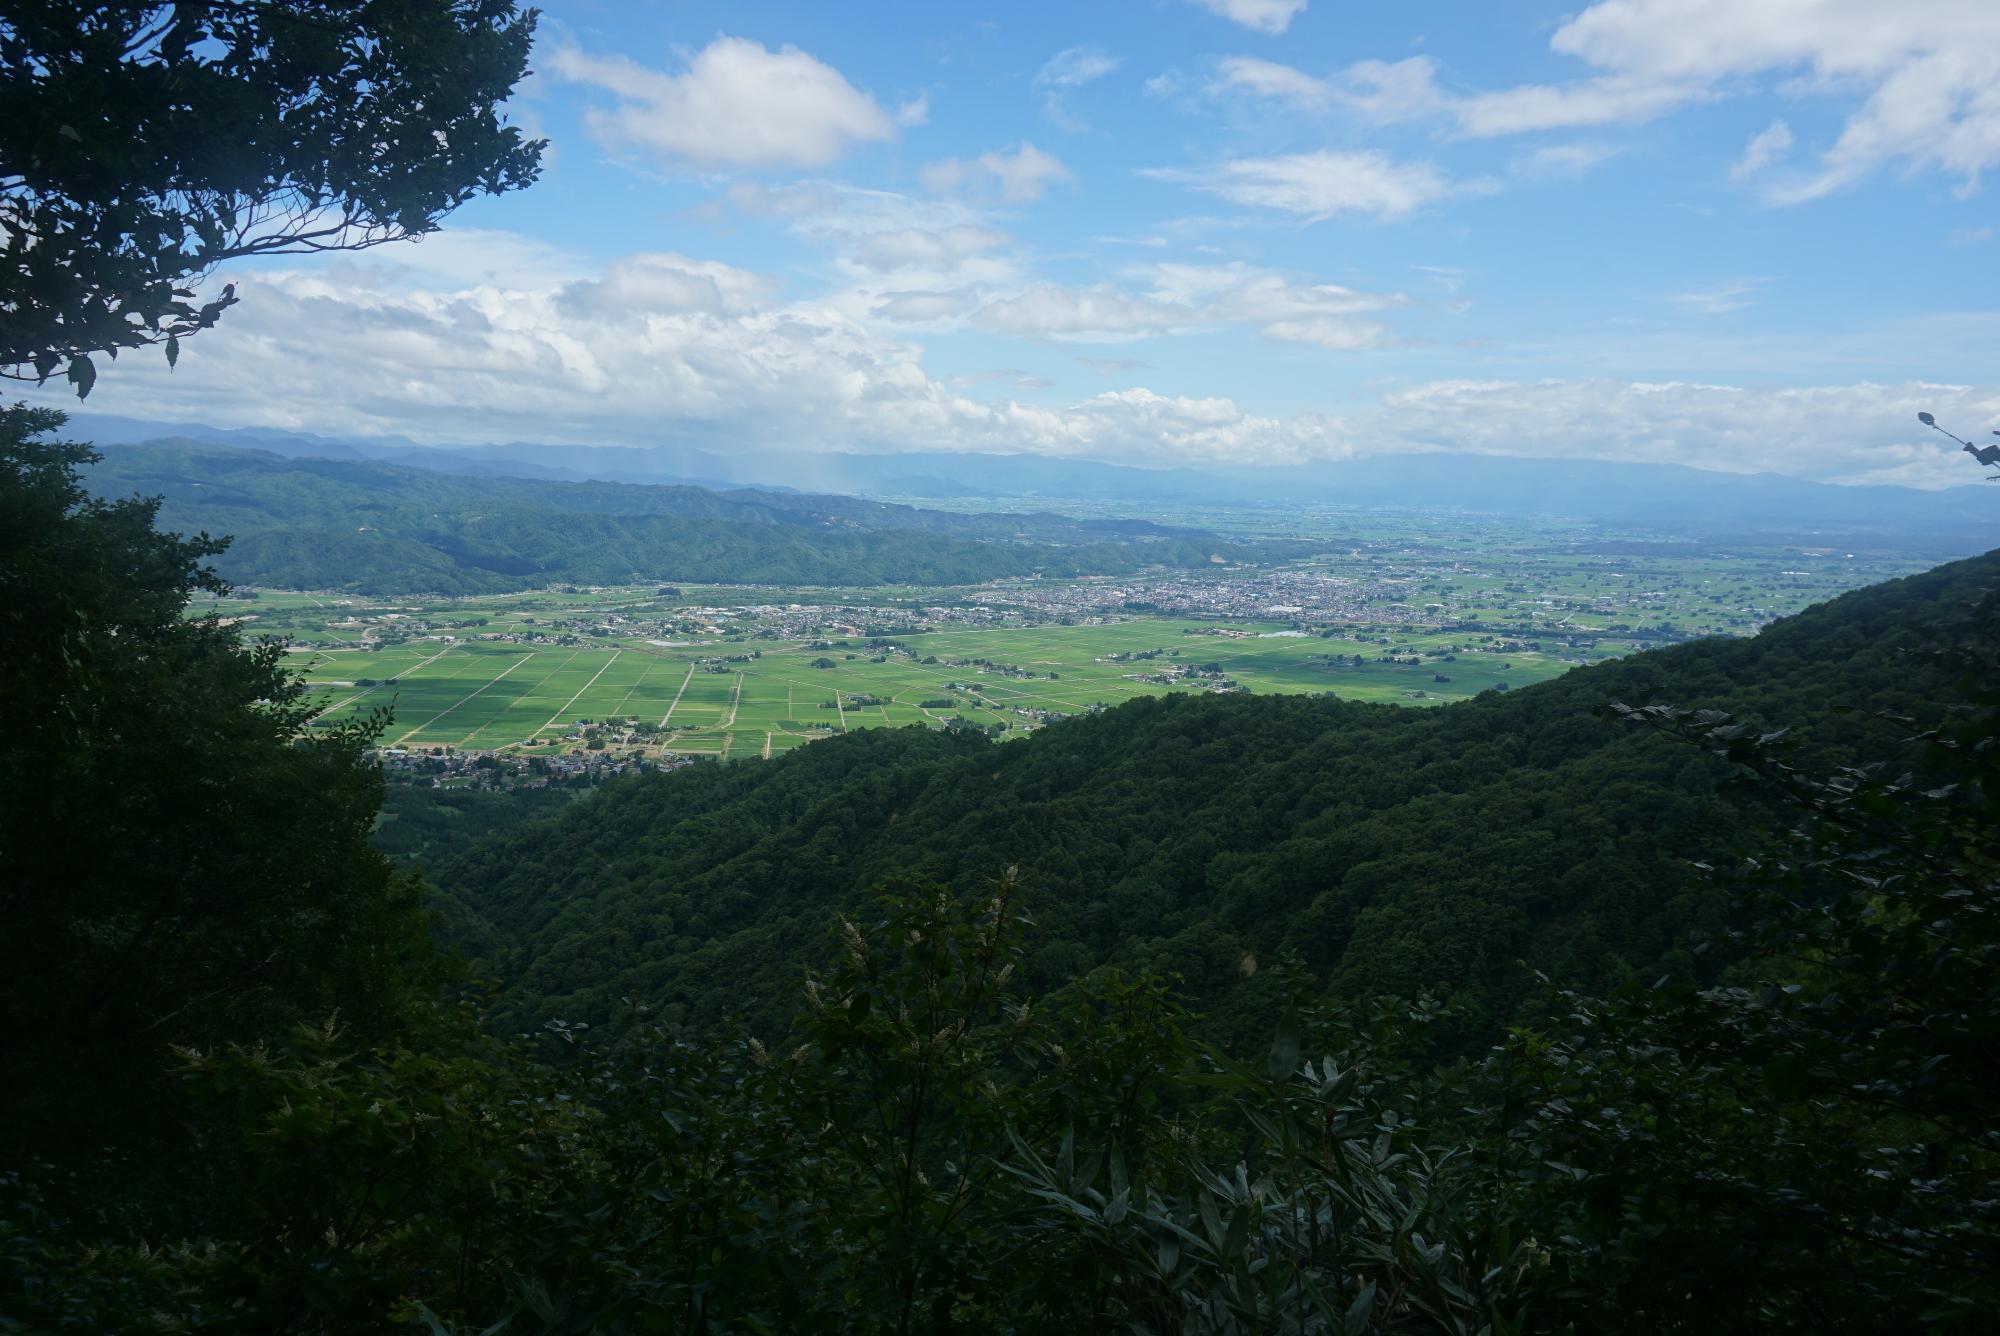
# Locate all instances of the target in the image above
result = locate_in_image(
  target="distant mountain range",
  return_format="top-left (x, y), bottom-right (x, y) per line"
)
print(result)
top-left (62, 410), bottom-right (1999, 554)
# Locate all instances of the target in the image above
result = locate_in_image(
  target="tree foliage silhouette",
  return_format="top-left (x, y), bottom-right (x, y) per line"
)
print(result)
top-left (0, 1), bottom-right (544, 396)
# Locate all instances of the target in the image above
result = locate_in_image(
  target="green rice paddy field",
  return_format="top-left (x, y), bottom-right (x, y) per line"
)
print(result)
top-left (297, 618), bottom-right (1570, 759)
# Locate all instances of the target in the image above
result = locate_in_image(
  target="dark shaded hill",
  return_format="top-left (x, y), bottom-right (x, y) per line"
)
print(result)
top-left (430, 548), bottom-right (2000, 1043)
top-left (80, 441), bottom-right (1282, 593)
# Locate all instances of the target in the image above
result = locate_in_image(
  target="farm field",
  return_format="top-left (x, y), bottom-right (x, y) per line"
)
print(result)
top-left (212, 521), bottom-right (1936, 761)
top-left (292, 617), bottom-right (1572, 758)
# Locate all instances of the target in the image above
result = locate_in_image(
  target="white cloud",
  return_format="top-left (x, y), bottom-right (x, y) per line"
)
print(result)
top-left (1145, 151), bottom-right (1461, 220)
top-left (1480, 1), bottom-right (2000, 198)
top-left (1731, 119), bottom-right (1795, 182)
top-left (1205, 51), bottom-right (1688, 137)
top-left (1452, 74), bottom-right (1703, 137)
top-left (1036, 46), bottom-right (1123, 128)
top-left (1194, 5), bottom-right (2000, 204)
top-left (1332, 57), bottom-right (1450, 122)
top-left (848, 226), bottom-right (1009, 273)
top-left (922, 143), bottom-right (1073, 202)
top-left (1210, 54), bottom-right (1444, 121)
top-left (51, 240), bottom-right (1390, 466)
top-left (1377, 376), bottom-right (2000, 487)
top-left (52, 235), bottom-right (1999, 486)
top-left (548, 36), bottom-right (902, 169)
top-left (1188, 0), bottom-right (1308, 36)
top-left (974, 285), bottom-right (1188, 341)
top-left (972, 262), bottom-right (1407, 347)
top-left (715, 184), bottom-right (1024, 332)
top-left (343, 228), bottom-right (590, 291)
top-left (1037, 47), bottom-right (1122, 89)
top-left (557, 252), bottom-right (778, 319)
top-left (1509, 142), bottom-right (1623, 180)
top-left (1060, 387), bottom-right (1349, 462)
top-left (722, 183), bottom-right (1021, 294)
top-left (1212, 56), bottom-right (1333, 108)
top-left (1664, 279), bottom-right (1765, 315)
top-left (872, 289), bottom-right (981, 321)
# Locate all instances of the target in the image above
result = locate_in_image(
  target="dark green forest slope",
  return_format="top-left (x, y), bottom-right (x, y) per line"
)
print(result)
top-left (11, 404), bottom-right (1997, 1332)
top-left (82, 441), bottom-right (1283, 592)
top-left (435, 547), bottom-right (2000, 1044)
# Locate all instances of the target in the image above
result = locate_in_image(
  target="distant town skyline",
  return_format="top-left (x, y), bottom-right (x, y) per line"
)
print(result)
top-left (37, 0), bottom-right (2000, 488)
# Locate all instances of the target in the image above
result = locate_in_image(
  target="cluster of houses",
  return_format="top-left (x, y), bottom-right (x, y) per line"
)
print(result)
top-left (373, 746), bottom-right (696, 790)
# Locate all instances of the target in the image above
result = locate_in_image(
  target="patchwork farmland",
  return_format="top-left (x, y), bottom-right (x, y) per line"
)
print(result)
top-left (296, 617), bottom-right (1570, 759)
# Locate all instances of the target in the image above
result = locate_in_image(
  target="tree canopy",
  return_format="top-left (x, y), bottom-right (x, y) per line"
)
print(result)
top-left (0, 1), bottom-right (544, 395)
top-left (0, 403), bottom-right (430, 1157)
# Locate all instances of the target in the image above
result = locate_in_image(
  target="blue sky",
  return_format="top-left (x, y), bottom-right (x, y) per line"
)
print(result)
top-left (55, 0), bottom-right (2000, 486)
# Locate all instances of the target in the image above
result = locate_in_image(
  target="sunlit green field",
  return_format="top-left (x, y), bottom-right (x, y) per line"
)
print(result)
top-left (227, 519), bottom-right (1933, 760)
top-left (293, 618), bottom-right (1572, 758)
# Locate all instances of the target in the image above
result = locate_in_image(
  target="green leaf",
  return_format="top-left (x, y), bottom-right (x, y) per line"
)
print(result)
top-left (1344, 1280), bottom-right (1377, 1335)
top-left (1268, 1008), bottom-right (1302, 1080)
top-left (66, 354), bottom-right (96, 399)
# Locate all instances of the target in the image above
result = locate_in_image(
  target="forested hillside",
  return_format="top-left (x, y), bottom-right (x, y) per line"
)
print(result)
top-left (12, 400), bottom-right (1998, 1332)
top-left (434, 549), bottom-right (2000, 1045)
top-left (12, 0), bottom-right (2000, 1325)
top-left (82, 441), bottom-right (1281, 592)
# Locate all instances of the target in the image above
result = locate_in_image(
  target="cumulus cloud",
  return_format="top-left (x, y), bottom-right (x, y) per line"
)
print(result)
top-left (1188, 0), bottom-right (1308, 36)
top-left (557, 252), bottom-right (779, 319)
top-left (975, 285), bottom-right (1187, 341)
top-left (1208, 5), bottom-right (2000, 203)
top-left (548, 36), bottom-right (908, 169)
top-left (871, 289), bottom-right (982, 322)
top-left (49, 236), bottom-right (1998, 486)
top-left (922, 143), bottom-right (1074, 202)
top-left (720, 183), bottom-right (1023, 300)
top-left (344, 228), bottom-right (590, 292)
top-left (1144, 151), bottom-right (1463, 220)
top-left (33, 242), bottom-right (1303, 465)
top-left (1495, 0), bottom-right (2000, 198)
top-left (1377, 377), bottom-right (2000, 487)
top-left (36, 240), bottom-right (1376, 467)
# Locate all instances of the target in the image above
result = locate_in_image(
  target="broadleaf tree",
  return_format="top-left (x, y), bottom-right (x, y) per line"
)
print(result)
top-left (0, 0), bottom-right (545, 395)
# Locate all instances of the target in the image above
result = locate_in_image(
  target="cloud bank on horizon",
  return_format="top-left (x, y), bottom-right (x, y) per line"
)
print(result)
top-left (42, 0), bottom-right (2000, 489)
